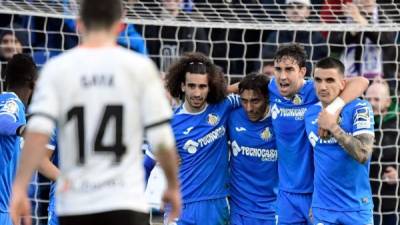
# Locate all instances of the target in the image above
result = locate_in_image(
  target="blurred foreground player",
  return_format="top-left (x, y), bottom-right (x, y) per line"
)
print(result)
top-left (9, 0), bottom-right (181, 225)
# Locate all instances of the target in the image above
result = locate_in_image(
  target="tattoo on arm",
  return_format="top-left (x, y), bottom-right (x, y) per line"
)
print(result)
top-left (330, 124), bottom-right (374, 164)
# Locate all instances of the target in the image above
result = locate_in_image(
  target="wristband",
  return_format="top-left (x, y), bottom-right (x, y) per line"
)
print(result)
top-left (326, 97), bottom-right (345, 115)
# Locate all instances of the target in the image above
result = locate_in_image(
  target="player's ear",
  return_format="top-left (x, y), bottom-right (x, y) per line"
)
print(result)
top-left (181, 82), bottom-right (185, 92)
top-left (76, 19), bottom-right (85, 34)
top-left (300, 66), bottom-right (307, 78)
top-left (340, 79), bottom-right (345, 91)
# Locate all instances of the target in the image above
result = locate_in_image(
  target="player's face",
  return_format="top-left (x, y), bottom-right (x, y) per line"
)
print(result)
top-left (314, 68), bottom-right (345, 106)
top-left (240, 89), bottom-right (268, 122)
top-left (274, 57), bottom-right (306, 98)
top-left (181, 72), bottom-right (209, 112)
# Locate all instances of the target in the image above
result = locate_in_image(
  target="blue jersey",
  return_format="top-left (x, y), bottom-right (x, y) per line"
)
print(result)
top-left (0, 92), bottom-right (25, 212)
top-left (172, 95), bottom-right (240, 203)
top-left (305, 99), bottom-right (374, 211)
top-left (47, 131), bottom-right (58, 215)
top-left (269, 78), bottom-right (317, 193)
top-left (228, 108), bottom-right (278, 219)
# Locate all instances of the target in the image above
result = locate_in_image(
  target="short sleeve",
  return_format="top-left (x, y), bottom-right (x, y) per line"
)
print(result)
top-left (140, 60), bottom-right (172, 129)
top-left (226, 94), bottom-right (241, 110)
top-left (352, 102), bottom-right (375, 136)
top-left (27, 61), bottom-right (60, 134)
top-left (0, 99), bottom-right (22, 121)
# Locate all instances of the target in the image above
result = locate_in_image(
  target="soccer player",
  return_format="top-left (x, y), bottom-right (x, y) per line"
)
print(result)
top-left (164, 52), bottom-right (240, 225)
top-left (269, 44), bottom-right (369, 225)
top-left (228, 74), bottom-right (278, 225)
top-left (305, 57), bottom-right (374, 224)
top-left (9, 0), bottom-right (181, 225)
top-left (0, 54), bottom-right (37, 225)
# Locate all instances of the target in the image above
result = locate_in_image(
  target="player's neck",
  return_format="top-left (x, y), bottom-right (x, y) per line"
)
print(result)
top-left (183, 101), bottom-right (208, 114)
top-left (321, 101), bottom-right (330, 108)
top-left (8, 88), bottom-right (30, 106)
top-left (80, 31), bottom-right (117, 48)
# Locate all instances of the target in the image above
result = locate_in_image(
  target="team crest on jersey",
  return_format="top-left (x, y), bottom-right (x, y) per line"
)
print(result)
top-left (260, 127), bottom-right (272, 141)
top-left (183, 140), bottom-right (199, 154)
top-left (2, 100), bottom-right (18, 114)
top-left (292, 94), bottom-right (302, 105)
top-left (207, 113), bottom-right (219, 126)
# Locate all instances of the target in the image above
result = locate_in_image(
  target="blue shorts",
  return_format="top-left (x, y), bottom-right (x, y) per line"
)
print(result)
top-left (48, 209), bottom-right (59, 225)
top-left (276, 191), bottom-right (312, 225)
top-left (164, 197), bottom-right (229, 225)
top-left (231, 213), bottom-right (276, 225)
top-left (312, 208), bottom-right (373, 225)
top-left (0, 212), bottom-right (12, 225)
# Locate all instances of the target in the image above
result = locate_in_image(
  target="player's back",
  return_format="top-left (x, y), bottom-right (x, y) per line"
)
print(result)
top-left (0, 92), bottom-right (25, 212)
top-left (31, 46), bottom-right (168, 216)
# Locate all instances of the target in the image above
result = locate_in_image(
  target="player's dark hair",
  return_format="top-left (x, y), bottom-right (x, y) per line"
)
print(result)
top-left (274, 43), bottom-right (307, 69)
top-left (239, 73), bottom-right (270, 99)
top-left (80, 0), bottom-right (123, 31)
top-left (5, 54), bottom-right (37, 89)
top-left (165, 52), bottom-right (227, 104)
top-left (315, 57), bottom-right (345, 77)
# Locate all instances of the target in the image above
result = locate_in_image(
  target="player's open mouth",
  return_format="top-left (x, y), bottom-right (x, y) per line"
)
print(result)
top-left (279, 83), bottom-right (290, 89)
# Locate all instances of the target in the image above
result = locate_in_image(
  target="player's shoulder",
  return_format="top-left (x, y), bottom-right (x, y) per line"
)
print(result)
top-left (305, 101), bottom-right (322, 117)
top-left (0, 92), bottom-right (23, 106)
top-left (228, 105), bottom-right (244, 119)
top-left (114, 47), bottom-right (156, 71)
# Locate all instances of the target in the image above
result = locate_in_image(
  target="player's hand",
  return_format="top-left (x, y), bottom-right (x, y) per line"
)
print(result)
top-left (10, 184), bottom-right (31, 225)
top-left (382, 166), bottom-right (398, 185)
top-left (317, 110), bottom-right (338, 138)
top-left (318, 128), bottom-right (330, 140)
top-left (162, 186), bottom-right (181, 224)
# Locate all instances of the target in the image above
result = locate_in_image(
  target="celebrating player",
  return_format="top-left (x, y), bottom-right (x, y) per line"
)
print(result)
top-left (228, 74), bottom-right (278, 225)
top-left (269, 44), bottom-right (369, 225)
top-left (305, 57), bottom-right (374, 225)
top-left (164, 52), bottom-right (240, 225)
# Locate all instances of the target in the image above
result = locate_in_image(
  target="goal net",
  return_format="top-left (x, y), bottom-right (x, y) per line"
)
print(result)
top-left (0, 0), bottom-right (399, 225)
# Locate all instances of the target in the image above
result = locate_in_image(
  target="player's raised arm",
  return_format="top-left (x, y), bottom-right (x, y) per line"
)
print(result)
top-left (325, 76), bottom-right (369, 115)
